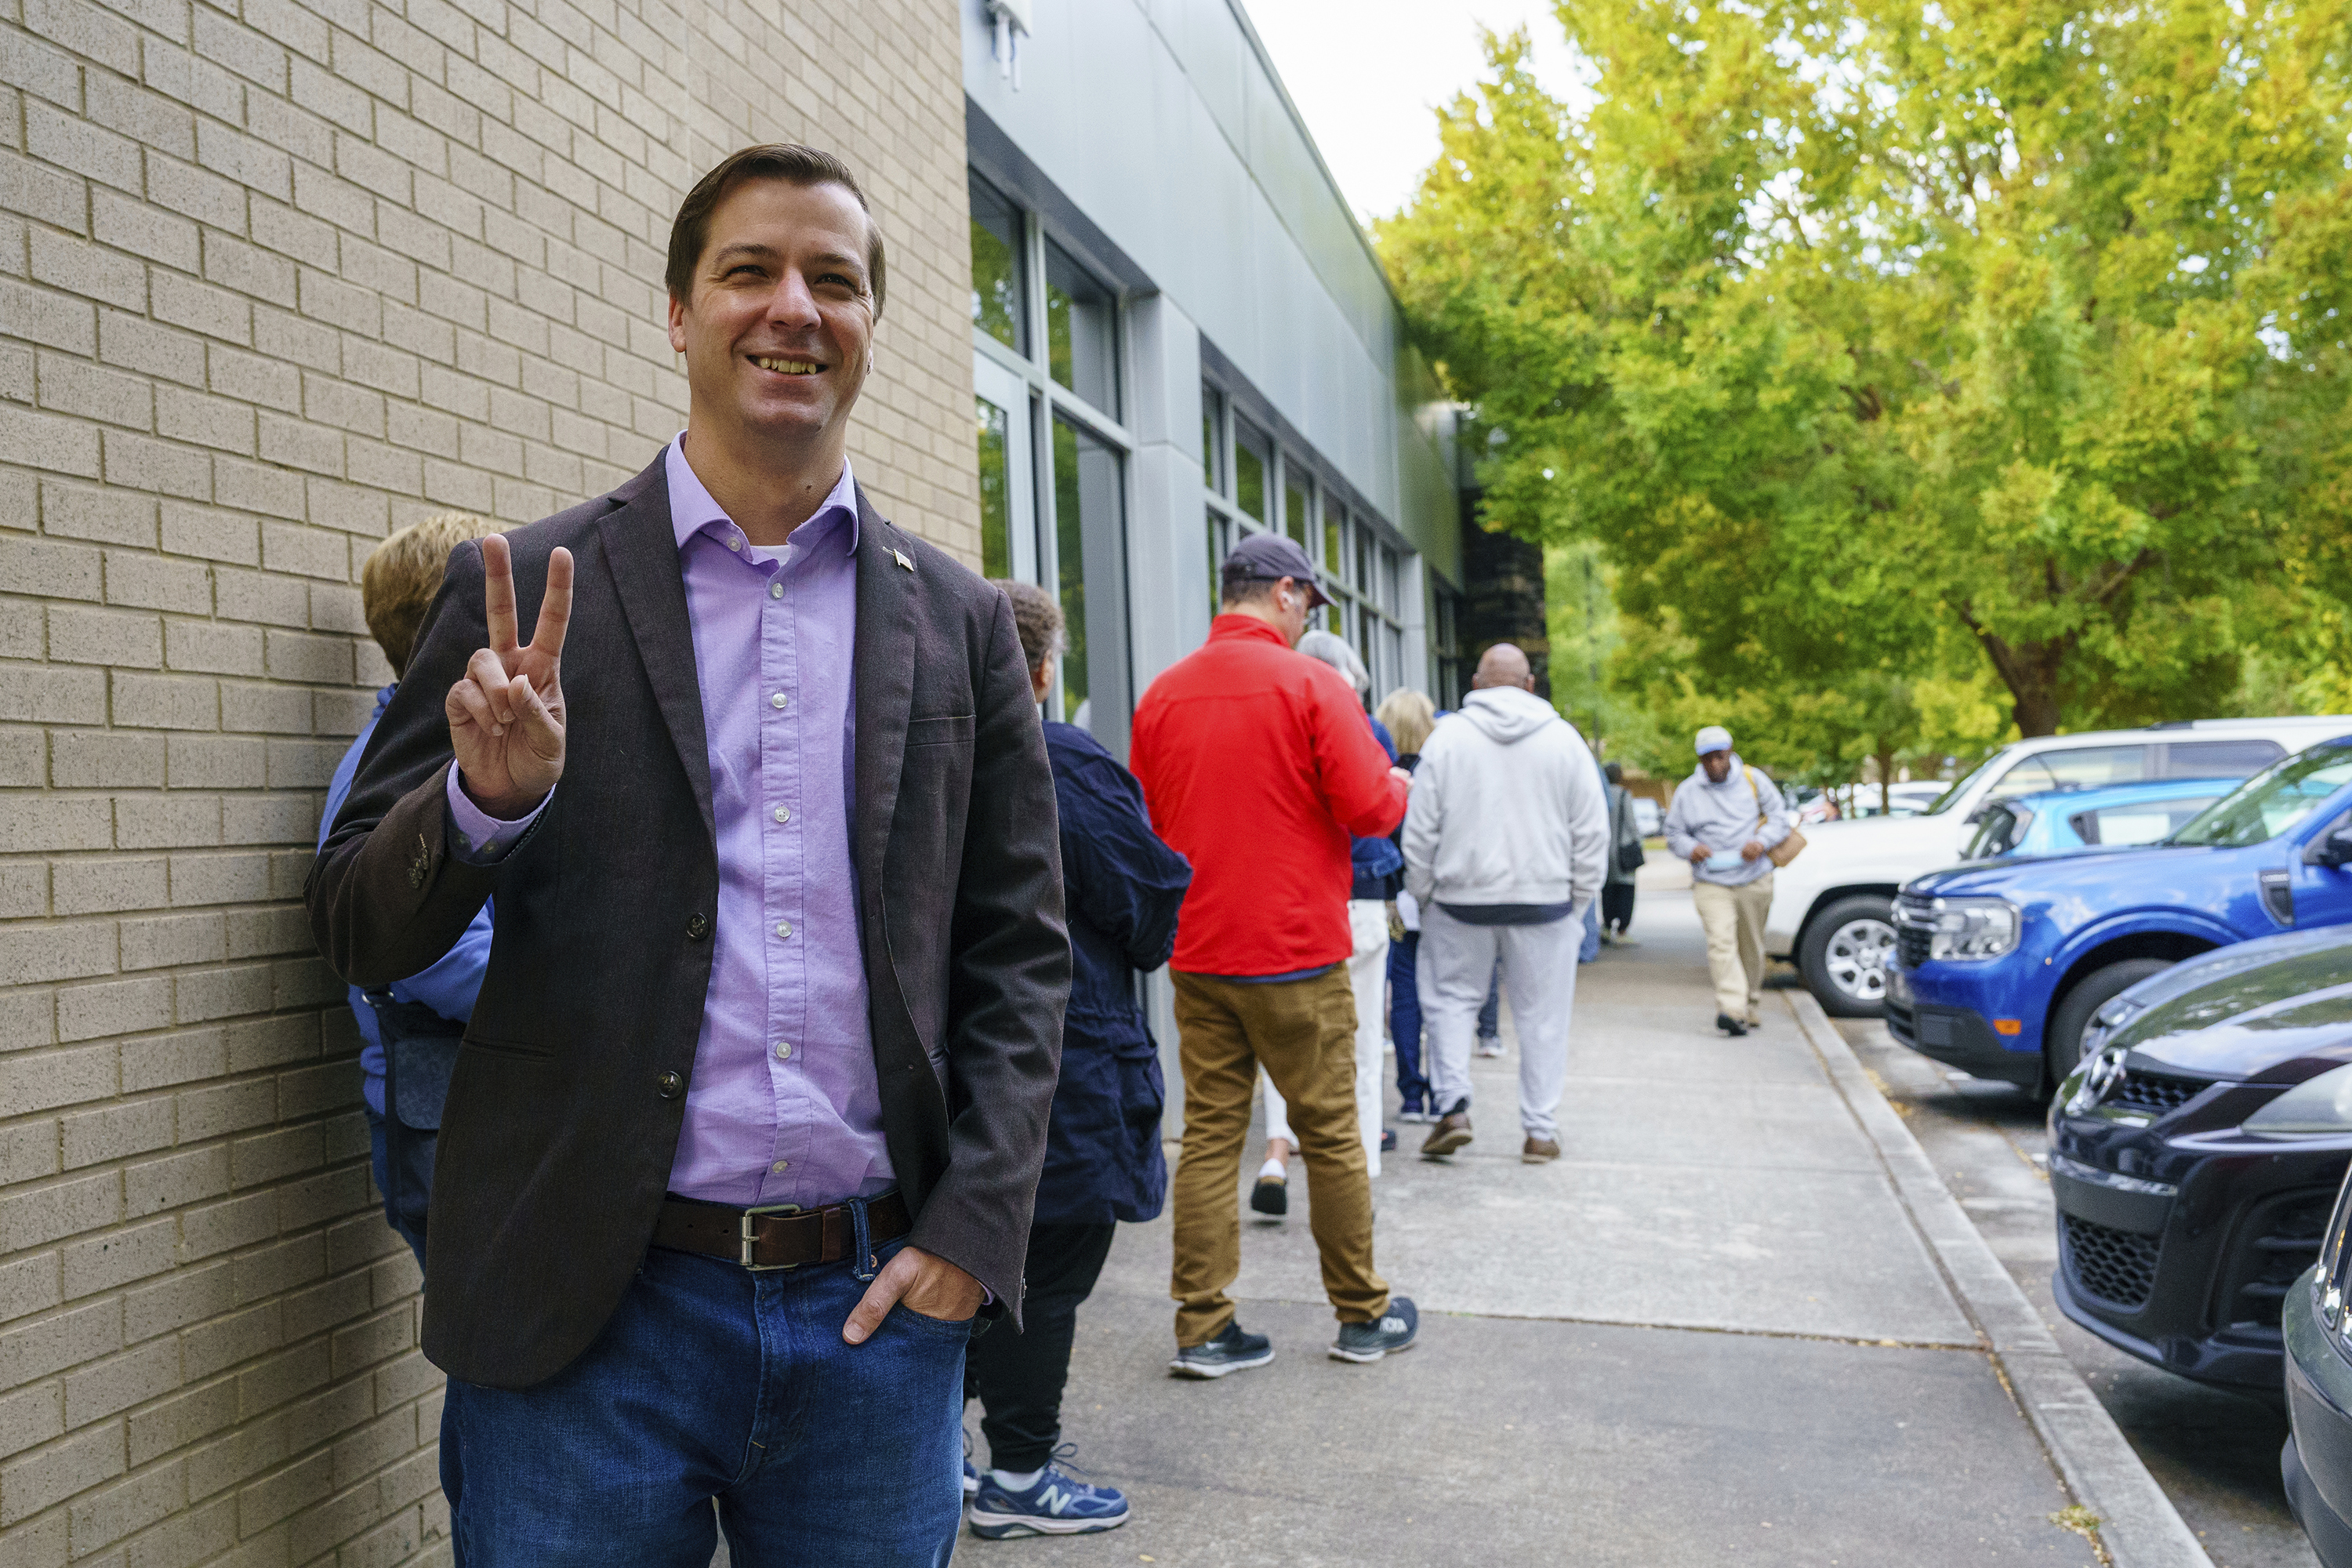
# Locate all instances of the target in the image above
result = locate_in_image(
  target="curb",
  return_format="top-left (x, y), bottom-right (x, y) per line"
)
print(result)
top-left (1784, 988), bottom-right (2215, 1568)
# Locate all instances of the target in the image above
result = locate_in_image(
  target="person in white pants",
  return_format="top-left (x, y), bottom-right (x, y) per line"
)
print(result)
top-left (1259, 898), bottom-right (1390, 1184)
top-left (1402, 644), bottom-right (1610, 1163)
top-left (1252, 630), bottom-right (1399, 1212)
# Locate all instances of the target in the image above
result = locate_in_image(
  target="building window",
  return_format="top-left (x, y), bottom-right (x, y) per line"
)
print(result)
top-left (1232, 419), bottom-right (1269, 523)
top-left (1201, 388), bottom-right (1223, 492)
top-left (976, 397), bottom-right (1012, 578)
top-left (970, 173), bottom-right (1025, 354)
top-left (1044, 238), bottom-right (1119, 417)
top-left (1283, 463), bottom-right (1310, 554)
top-left (967, 169), bottom-right (1134, 748)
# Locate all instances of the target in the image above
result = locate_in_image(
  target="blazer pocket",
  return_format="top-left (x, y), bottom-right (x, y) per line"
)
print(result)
top-left (906, 713), bottom-right (976, 748)
top-left (459, 1034), bottom-right (554, 1062)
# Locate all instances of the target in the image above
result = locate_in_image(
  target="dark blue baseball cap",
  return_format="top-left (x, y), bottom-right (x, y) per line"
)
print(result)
top-left (1221, 532), bottom-right (1332, 608)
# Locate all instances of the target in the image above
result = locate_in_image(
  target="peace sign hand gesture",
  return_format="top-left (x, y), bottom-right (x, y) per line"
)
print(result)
top-left (446, 535), bottom-right (573, 819)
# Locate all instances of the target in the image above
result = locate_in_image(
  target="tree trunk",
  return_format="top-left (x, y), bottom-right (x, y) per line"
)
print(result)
top-left (1876, 740), bottom-right (1896, 815)
top-left (1960, 619), bottom-right (2067, 737)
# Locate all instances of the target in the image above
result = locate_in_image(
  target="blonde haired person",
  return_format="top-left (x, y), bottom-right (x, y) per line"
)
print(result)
top-left (320, 511), bottom-right (505, 1269)
top-left (1377, 688), bottom-right (1436, 762)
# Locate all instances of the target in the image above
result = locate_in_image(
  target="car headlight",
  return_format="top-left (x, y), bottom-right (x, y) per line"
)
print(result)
top-left (1924, 897), bottom-right (2020, 961)
top-left (2243, 1063), bottom-right (2352, 1138)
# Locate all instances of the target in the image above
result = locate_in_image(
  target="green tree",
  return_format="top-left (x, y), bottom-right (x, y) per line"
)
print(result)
top-left (1379, 2), bottom-right (2352, 742)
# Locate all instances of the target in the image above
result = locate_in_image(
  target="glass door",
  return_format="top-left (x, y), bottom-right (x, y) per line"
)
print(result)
top-left (974, 355), bottom-right (1037, 586)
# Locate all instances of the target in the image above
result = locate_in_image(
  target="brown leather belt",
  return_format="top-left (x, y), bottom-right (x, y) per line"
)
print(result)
top-left (652, 1191), bottom-right (912, 1271)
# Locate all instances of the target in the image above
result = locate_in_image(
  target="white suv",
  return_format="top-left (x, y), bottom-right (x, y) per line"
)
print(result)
top-left (1769, 717), bottom-right (2352, 1016)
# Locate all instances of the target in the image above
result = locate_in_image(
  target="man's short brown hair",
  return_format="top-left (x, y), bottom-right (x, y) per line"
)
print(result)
top-left (362, 512), bottom-right (503, 677)
top-left (666, 144), bottom-right (887, 317)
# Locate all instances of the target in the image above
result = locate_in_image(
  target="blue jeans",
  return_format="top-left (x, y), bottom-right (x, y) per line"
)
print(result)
top-left (1387, 931), bottom-right (1428, 1108)
top-left (441, 1225), bottom-right (967, 1566)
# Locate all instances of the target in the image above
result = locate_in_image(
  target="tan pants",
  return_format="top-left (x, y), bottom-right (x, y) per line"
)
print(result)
top-left (1693, 873), bottom-right (1774, 1022)
top-left (1170, 967), bottom-right (1389, 1346)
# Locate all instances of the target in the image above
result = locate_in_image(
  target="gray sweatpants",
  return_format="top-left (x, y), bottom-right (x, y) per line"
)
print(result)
top-left (1417, 904), bottom-right (1581, 1141)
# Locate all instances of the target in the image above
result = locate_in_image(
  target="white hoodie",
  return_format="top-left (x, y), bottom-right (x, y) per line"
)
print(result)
top-left (1402, 686), bottom-right (1611, 916)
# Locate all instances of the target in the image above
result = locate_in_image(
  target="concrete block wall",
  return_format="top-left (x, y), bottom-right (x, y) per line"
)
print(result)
top-left (0, 0), bottom-right (975, 1558)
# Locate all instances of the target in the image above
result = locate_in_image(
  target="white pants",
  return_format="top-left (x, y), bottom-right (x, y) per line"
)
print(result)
top-left (1417, 904), bottom-right (1581, 1141)
top-left (1264, 899), bottom-right (1391, 1175)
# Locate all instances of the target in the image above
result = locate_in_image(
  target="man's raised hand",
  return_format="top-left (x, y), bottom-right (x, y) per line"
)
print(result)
top-left (446, 535), bottom-right (572, 818)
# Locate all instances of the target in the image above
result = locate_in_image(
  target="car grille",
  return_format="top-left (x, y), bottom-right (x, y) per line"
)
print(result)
top-left (2062, 1214), bottom-right (2161, 1309)
top-left (2104, 1069), bottom-right (2205, 1117)
top-left (2223, 1190), bottom-right (2336, 1330)
top-left (1894, 895), bottom-right (1934, 969)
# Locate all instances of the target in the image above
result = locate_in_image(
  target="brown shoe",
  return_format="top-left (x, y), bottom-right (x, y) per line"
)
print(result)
top-left (1421, 1109), bottom-right (1473, 1158)
top-left (1522, 1137), bottom-right (1560, 1163)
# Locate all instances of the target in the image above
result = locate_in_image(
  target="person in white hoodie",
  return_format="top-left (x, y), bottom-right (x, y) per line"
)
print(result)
top-left (1662, 725), bottom-right (1791, 1036)
top-left (1402, 644), bottom-right (1610, 1163)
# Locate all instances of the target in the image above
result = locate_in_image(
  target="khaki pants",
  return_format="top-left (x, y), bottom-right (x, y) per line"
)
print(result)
top-left (1170, 967), bottom-right (1389, 1346)
top-left (1693, 873), bottom-right (1774, 1022)
top-left (1259, 899), bottom-right (1391, 1175)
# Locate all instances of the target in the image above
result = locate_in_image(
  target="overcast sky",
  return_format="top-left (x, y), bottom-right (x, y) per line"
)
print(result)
top-left (1240, 0), bottom-right (1588, 225)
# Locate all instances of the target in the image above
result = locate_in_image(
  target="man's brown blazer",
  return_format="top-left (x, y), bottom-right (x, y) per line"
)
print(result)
top-left (307, 453), bottom-right (1069, 1390)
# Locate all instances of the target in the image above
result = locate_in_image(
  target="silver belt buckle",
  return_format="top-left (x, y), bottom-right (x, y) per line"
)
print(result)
top-left (741, 1203), bottom-right (803, 1270)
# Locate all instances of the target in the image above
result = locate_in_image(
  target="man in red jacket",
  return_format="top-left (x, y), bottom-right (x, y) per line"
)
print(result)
top-left (1131, 534), bottom-right (1421, 1374)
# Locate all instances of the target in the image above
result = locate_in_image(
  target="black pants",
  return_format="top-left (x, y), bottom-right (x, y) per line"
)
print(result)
top-left (1602, 883), bottom-right (1637, 934)
top-left (964, 1221), bottom-right (1117, 1472)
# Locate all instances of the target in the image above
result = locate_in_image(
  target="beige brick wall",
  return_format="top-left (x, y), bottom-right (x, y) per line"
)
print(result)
top-left (0, 0), bottom-right (975, 1558)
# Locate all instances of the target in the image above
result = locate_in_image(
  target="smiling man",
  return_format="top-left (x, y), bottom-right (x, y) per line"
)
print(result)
top-left (307, 146), bottom-right (1069, 1565)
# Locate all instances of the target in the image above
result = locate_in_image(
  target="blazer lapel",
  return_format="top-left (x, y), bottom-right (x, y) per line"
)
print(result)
top-left (852, 487), bottom-right (916, 915)
top-left (599, 455), bottom-right (717, 839)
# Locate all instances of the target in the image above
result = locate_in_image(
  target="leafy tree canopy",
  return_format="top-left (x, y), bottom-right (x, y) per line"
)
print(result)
top-left (1380, 0), bottom-right (2352, 744)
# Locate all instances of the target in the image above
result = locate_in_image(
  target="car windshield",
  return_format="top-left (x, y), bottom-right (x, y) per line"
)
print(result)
top-left (1923, 752), bottom-right (2005, 815)
top-left (2166, 746), bottom-right (2352, 848)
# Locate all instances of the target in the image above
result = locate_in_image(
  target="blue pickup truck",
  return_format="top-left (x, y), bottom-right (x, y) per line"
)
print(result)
top-left (1886, 736), bottom-right (2352, 1091)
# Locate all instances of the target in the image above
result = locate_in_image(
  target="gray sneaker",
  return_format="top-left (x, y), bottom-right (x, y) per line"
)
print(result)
top-left (1330, 1297), bottom-right (1418, 1363)
top-left (1168, 1319), bottom-right (1274, 1380)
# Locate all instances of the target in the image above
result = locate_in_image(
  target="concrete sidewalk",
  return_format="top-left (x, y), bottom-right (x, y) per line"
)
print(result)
top-left (959, 883), bottom-right (2202, 1565)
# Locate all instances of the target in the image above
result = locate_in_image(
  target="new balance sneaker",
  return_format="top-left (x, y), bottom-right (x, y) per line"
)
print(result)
top-left (964, 1433), bottom-right (981, 1495)
top-left (1168, 1319), bottom-right (1275, 1380)
top-left (1421, 1103), bottom-right (1472, 1159)
top-left (967, 1462), bottom-right (1131, 1539)
top-left (1330, 1296), bottom-right (1419, 1363)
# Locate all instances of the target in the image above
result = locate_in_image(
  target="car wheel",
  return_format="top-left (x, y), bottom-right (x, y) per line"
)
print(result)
top-left (2044, 957), bottom-right (2173, 1091)
top-left (1799, 895), bottom-right (1897, 1018)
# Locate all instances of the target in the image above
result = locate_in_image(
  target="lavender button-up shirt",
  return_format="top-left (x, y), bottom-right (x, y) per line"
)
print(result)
top-left (448, 437), bottom-right (892, 1207)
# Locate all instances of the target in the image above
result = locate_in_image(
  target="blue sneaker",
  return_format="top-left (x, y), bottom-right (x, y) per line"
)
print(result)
top-left (967, 1459), bottom-right (1131, 1538)
top-left (964, 1457), bottom-right (981, 1497)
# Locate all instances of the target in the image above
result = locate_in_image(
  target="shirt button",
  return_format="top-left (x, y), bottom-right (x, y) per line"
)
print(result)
top-left (771, 692), bottom-right (788, 710)
top-left (775, 920), bottom-right (792, 938)
top-left (768, 582), bottom-right (783, 600)
top-left (775, 1041), bottom-right (793, 1060)
top-left (686, 913), bottom-right (710, 941)
top-left (727, 535), bottom-right (742, 552)
top-left (655, 1070), bottom-right (684, 1098)
top-left (771, 1160), bottom-right (789, 1173)
top-left (774, 806), bottom-right (789, 824)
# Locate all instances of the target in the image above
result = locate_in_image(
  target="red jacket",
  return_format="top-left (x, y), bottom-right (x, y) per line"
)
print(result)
top-left (1131, 615), bottom-right (1408, 976)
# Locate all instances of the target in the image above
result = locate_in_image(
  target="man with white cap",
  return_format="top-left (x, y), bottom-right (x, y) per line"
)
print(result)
top-left (1663, 726), bottom-right (1791, 1036)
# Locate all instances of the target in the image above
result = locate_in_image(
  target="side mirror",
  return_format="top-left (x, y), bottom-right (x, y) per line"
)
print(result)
top-left (1964, 804), bottom-right (1987, 825)
top-left (2314, 827), bottom-right (2352, 870)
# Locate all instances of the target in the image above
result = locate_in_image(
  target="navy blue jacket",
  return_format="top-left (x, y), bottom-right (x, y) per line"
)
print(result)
top-left (1352, 716), bottom-right (1404, 901)
top-left (1036, 721), bottom-right (1192, 1225)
